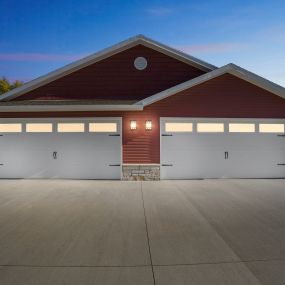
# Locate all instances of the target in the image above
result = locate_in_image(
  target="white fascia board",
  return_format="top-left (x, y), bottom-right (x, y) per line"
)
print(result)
top-left (0, 34), bottom-right (216, 102)
top-left (0, 36), bottom-right (141, 102)
top-left (137, 66), bottom-right (230, 106)
top-left (226, 63), bottom-right (285, 99)
top-left (138, 64), bottom-right (285, 107)
top-left (0, 104), bottom-right (143, 112)
top-left (138, 35), bottom-right (217, 71)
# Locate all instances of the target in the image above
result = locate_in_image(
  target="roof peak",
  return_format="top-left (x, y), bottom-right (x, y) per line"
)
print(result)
top-left (0, 35), bottom-right (217, 101)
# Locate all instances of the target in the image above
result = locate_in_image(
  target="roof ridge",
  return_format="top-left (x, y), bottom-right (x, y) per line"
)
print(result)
top-left (0, 35), bottom-right (216, 102)
top-left (136, 63), bottom-right (285, 106)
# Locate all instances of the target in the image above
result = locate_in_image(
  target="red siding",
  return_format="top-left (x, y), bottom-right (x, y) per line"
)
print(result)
top-left (122, 112), bottom-right (160, 163)
top-left (146, 74), bottom-right (285, 118)
top-left (2, 74), bottom-right (285, 164)
top-left (13, 45), bottom-right (205, 101)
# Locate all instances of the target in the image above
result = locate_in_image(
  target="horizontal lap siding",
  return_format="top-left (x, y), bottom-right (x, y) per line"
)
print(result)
top-left (146, 74), bottom-right (285, 118)
top-left (13, 45), bottom-right (204, 101)
top-left (2, 74), bottom-right (285, 164)
top-left (122, 112), bottom-right (160, 163)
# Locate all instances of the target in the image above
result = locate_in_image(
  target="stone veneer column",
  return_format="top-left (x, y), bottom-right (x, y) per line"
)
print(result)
top-left (122, 164), bottom-right (160, 181)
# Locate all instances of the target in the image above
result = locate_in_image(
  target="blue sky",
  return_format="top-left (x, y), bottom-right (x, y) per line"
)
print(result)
top-left (1, 0), bottom-right (285, 86)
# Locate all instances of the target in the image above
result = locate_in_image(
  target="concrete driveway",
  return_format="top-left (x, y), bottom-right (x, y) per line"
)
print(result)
top-left (0, 179), bottom-right (285, 285)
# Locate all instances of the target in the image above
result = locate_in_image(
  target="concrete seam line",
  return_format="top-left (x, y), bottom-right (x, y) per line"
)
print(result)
top-left (1, 258), bottom-right (285, 268)
top-left (140, 181), bottom-right (156, 285)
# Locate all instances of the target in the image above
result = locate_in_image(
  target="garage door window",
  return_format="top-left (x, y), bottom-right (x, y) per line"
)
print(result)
top-left (26, 123), bottom-right (53, 133)
top-left (165, 123), bottom-right (193, 132)
top-left (259, 123), bottom-right (284, 133)
top-left (57, 123), bottom-right (85, 133)
top-left (229, 123), bottom-right (255, 133)
top-left (197, 123), bottom-right (224, 133)
top-left (89, 123), bottom-right (117, 132)
top-left (0, 123), bottom-right (22, 133)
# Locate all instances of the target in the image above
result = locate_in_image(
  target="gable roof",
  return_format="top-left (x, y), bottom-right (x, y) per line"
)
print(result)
top-left (0, 35), bottom-right (217, 102)
top-left (0, 63), bottom-right (284, 112)
top-left (136, 63), bottom-right (285, 107)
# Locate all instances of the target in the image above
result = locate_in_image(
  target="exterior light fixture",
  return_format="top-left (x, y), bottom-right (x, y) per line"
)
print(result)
top-left (130, 120), bottom-right (137, 130)
top-left (145, 120), bottom-right (152, 130)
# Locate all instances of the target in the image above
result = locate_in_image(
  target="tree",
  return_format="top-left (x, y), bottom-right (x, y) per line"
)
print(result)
top-left (0, 77), bottom-right (23, 95)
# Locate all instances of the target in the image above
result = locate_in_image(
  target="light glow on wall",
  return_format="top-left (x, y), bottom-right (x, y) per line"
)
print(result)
top-left (145, 120), bottom-right (152, 130)
top-left (130, 120), bottom-right (137, 130)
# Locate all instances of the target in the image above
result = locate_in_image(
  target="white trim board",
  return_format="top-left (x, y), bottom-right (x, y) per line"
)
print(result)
top-left (0, 104), bottom-right (143, 112)
top-left (0, 35), bottom-right (216, 102)
top-left (137, 63), bottom-right (285, 106)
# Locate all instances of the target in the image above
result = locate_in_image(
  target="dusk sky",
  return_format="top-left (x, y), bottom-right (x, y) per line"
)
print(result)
top-left (1, 0), bottom-right (285, 86)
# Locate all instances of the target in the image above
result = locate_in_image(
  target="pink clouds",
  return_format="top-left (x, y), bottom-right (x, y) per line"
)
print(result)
top-left (177, 43), bottom-right (249, 54)
top-left (0, 53), bottom-right (87, 62)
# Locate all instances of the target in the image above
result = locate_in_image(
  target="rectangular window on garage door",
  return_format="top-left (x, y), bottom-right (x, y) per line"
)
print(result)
top-left (229, 123), bottom-right (255, 133)
top-left (26, 123), bottom-right (53, 133)
top-left (89, 123), bottom-right (117, 132)
top-left (259, 123), bottom-right (284, 133)
top-left (57, 123), bottom-right (85, 133)
top-left (0, 123), bottom-right (22, 133)
top-left (197, 123), bottom-right (224, 133)
top-left (165, 123), bottom-right (193, 132)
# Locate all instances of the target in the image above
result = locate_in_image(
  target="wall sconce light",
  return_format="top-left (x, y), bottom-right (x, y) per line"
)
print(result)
top-left (130, 120), bottom-right (137, 130)
top-left (145, 120), bottom-right (152, 130)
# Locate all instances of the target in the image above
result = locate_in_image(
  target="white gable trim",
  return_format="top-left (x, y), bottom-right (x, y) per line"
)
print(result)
top-left (0, 35), bottom-right (216, 102)
top-left (137, 63), bottom-right (285, 107)
top-left (0, 104), bottom-right (143, 112)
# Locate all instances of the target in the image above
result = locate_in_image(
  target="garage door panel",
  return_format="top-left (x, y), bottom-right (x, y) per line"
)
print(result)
top-left (161, 150), bottom-right (225, 179)
top-left (0, 150), bottom-right (55, 178)
top-left (226, 150), bottom-right (285, 178)
top-left (53, 134), bottom-right (120, 151)
top-left (55, 149), bottom-right (121, 179)
top-left (0, 134), bottom-right (56, 150)
top-left (226, 134), bottom-right (285, 150)
top-left (162, 134), bottom-right (225, 150)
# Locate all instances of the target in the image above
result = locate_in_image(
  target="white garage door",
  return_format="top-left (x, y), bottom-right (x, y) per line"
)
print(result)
top-left (0, 118), bottom-right (122, 179)
top-left (161, 118), bottom-right (285, 179)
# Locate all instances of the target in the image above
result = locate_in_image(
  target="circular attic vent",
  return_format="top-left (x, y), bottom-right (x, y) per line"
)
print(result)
top-left (134, 57), bottom-right (148, 70)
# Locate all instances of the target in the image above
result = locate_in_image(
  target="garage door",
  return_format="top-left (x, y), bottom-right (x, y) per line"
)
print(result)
top-left (161, 118), bottom-right (285, 179)
top-left (0, 118), bottom-right (122, 179)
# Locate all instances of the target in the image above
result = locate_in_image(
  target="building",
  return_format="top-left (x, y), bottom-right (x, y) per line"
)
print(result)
top-left (0, 35), bottom-right (284, 180)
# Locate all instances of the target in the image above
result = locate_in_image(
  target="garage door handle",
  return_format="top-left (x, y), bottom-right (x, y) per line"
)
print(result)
top-left (109, 134), bottom-right (120, 136)
top-left (162, 134), bottom-right (173, 136)
top-left (53, 152), bottom-right (57, 159)
top-left (162, 164), bottom-right (173, 166)
top-left (277, 163), bottom-right (285, 166)
top-left (278, 134), bottom-right (285, 137)
top-left (109, 164), bottom-right (121, 166)
top-left (224, 151), bottom-right (229, 159)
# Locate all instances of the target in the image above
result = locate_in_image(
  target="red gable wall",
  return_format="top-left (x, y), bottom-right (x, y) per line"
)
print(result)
top-left (2, 74), bottom-right (285, 164)
top-left (13, 45), bottom-right (205, 101)
top-left (146, 74), bottom-right (285, 118)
